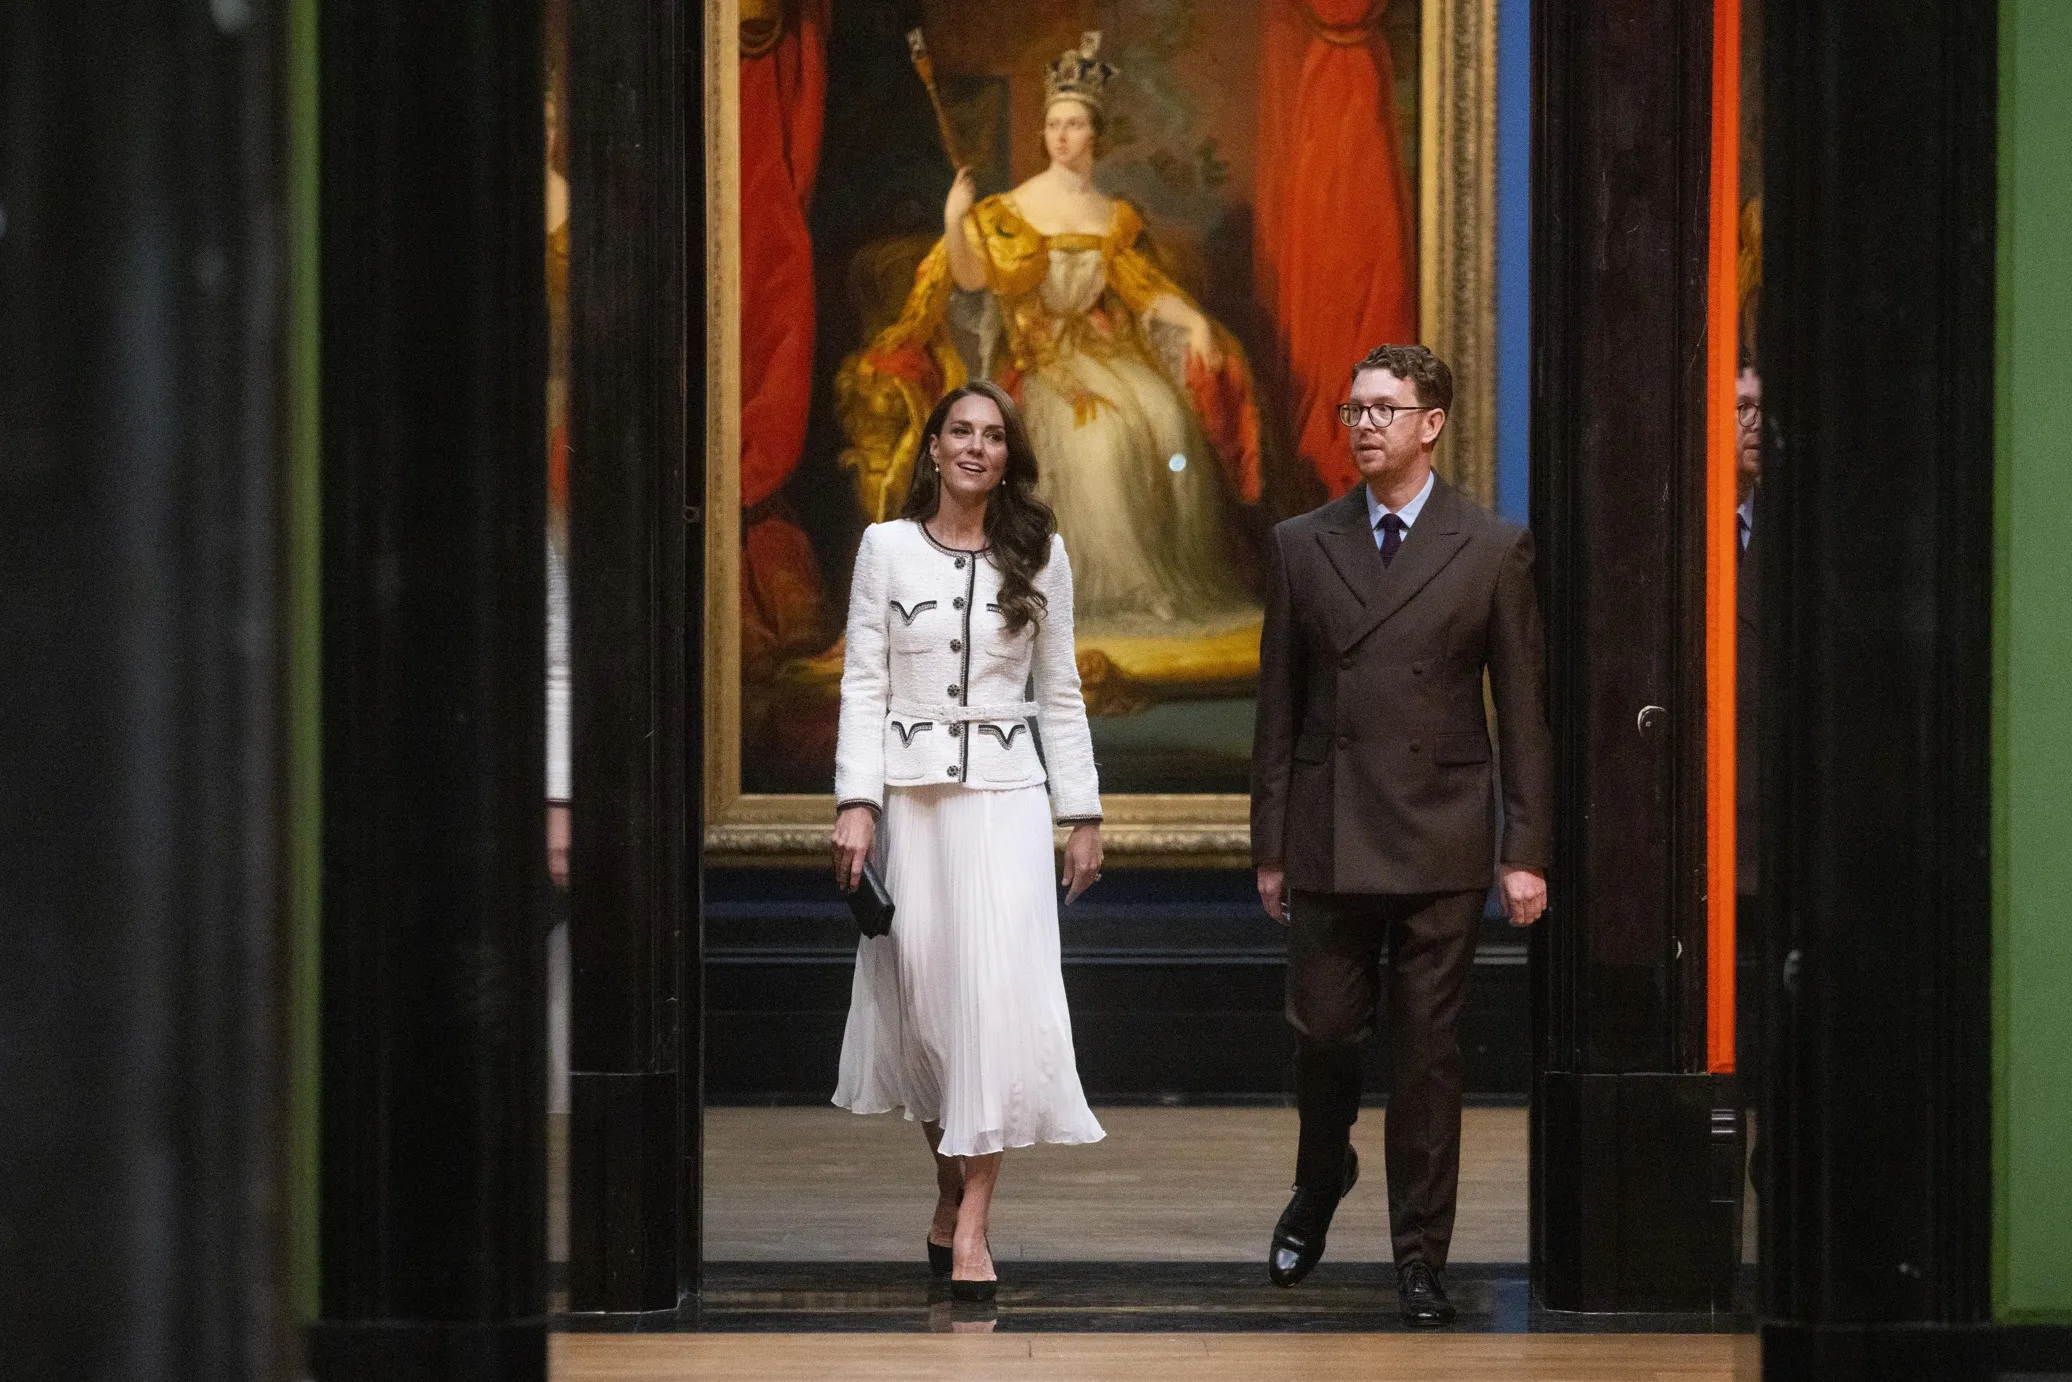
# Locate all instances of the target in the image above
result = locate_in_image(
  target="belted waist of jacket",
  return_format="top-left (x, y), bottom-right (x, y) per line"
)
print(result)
top-left (833, 519), bottom-right (1103, 823)
top-left (887, 697), bottom-right (1040, 724)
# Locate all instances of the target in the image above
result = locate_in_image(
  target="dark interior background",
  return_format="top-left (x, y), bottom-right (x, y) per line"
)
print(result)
top-left (705, 867), bottom-right (1529, 1103)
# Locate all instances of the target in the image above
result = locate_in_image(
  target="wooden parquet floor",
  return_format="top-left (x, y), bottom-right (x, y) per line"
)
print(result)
top-left (560, 1108), bottom-right (1755, 1364)
top-left (702, 1105), bottom-right (1529, 1263)
top-left (553, 1331), bottom-right (1759, 1381)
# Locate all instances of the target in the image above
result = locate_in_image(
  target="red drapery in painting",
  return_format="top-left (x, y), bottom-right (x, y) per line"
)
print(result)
top-left (1255, 0), bottom-right (1418, 497)
top-left (740, 0), bottom-right (829, 676)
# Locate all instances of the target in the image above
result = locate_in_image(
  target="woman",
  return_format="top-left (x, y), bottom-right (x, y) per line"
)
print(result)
top-left (831, 381), bottom-right (1106, 1301)
top-left (838, 33), bottom-right (1263, 641)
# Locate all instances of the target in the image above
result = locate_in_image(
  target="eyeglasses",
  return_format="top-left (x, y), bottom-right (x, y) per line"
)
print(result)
top-left (1337, 402), bottom-right (1439, 430)
top-left (1736, 401), bottom-right (1761, 428)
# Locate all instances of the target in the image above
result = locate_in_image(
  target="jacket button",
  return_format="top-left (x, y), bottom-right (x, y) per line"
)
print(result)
top-left (1338, 733), bottom-right (1353, 748)
top-left (947, 765), bottom-right (960, 778)
top-left (1412, 663), bottom-right (1424, 676)
top-left (950, 639), bottom-right (962, 652)
top-left (948, 724), bottom-right (961, 738)
top-left (1340, 655), bottom-right (1353, 670)
top-left (1411, 740), bottom-right (1423, 753)
top-left (955, 557), bottom-right (966, 569)
top-left (953, 597), bottom-right (965, 610)
top-left (948, 684), bottom-right (960, 698)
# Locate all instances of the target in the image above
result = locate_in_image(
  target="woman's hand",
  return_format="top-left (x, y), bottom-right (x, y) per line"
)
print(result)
top-left (942, 167), bottom-right (987, 291)
top-left (943, 166), bottom-right (977, 232)
top-left (1061, 822), bottom-right (1104, 904)
top-left (833, 804), bottom-right (877, 892)
top-left (1150, 294), bottom-right (1223, 372)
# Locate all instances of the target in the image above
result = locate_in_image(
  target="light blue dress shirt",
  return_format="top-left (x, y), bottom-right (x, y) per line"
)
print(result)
top-left (1364, 469), bottom-right (1437, 549)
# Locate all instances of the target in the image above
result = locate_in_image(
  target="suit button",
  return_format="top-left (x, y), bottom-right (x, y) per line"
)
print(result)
top-left (1338, 733), bottom-right (1353, 748)
top-left (948, 724), bottom-right (962, 738)
top-left (948, 684), bottom-right (960, 698)
top-left (947, 765), bottom-right (960, 778)
top-left (955, 557), bottom-right (967, 569)
top-left (1412, 663), bottom-right (1424, 676)
top-left (953, 597), bottom-right (966, 610)
top-left (950, 639), bottom-right (962, 652)
top-left (1340, 655), bottom-right (1353, 670)
top-left (1411, 740), bottom-right (1423, 753)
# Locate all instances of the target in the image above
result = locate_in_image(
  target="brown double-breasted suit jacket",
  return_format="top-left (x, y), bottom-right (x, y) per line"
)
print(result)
top-left (1250, 478), bottom-right (1554, 895)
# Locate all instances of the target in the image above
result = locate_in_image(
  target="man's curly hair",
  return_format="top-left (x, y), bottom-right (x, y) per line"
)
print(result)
top-left (1351, 344), bottom-right (1454, 414)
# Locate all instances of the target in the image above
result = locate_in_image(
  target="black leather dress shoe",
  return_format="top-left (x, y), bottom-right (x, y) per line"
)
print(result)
top-left (1397, 1259), bottom-right (1455, 1325)
top-left (1267, 1146), bottom-right (1360, 1287)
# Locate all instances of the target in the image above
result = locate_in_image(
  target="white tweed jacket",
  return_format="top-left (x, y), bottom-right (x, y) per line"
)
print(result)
top-left (834, 519), bottom-right (1102, 822)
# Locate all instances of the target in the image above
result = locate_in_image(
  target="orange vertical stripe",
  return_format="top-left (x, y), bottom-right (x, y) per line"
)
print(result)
top-left (1705, 0), bottom-right (1742, 1073)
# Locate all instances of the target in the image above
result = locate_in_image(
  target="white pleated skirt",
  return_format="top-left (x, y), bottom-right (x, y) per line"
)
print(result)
top-left (833, 783), bottom-right (1106, 1158)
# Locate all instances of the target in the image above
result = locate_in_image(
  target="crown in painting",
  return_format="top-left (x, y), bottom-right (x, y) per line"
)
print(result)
top-left (1043, 32), bottom-right (1117, 114)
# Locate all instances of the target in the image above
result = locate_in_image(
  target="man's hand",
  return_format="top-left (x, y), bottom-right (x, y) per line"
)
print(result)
top-left (1499, 866), bottom-right (1547, 927)
top-left (1257, 864), bottom-right (1288, 927)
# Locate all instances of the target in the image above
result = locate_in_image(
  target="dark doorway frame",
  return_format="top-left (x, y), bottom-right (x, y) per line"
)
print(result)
top-left (561, 0), bottom-right (704, 1316)
top-left (1527, 0), bottom-right (1743, 1312)
top-left (557, 10), bottom-right (2068, 1371)
top-left (562, 0), bottom-right (1742, 1316)
top-left (312, 0), bottom-right (551, 1372)
top-left (562, 0), bottom-right (1742, 1315)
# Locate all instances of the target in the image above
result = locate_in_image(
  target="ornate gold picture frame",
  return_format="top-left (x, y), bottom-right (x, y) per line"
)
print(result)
top-left (703, 0), bottom-right (1498, 863)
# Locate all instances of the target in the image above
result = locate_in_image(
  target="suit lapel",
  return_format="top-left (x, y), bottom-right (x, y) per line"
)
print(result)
top-left (1737, 505), bottom-right (1759, 631)
top-left (1317, 486), bottom-right (1389, 614)
top-left (1315, 478), bottom-right (1473, 652)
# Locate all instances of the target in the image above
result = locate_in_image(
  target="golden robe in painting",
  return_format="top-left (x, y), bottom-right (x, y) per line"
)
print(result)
top-left (838, 194), bottom-right (1265, 642)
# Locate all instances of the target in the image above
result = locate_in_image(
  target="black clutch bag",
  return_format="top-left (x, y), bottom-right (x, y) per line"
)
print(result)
top-left (845, 861), bottom-right (895, 939)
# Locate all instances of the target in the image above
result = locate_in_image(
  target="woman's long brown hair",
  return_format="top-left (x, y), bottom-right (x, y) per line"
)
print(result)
top-left (900, 380), bottom-right (1057, 634)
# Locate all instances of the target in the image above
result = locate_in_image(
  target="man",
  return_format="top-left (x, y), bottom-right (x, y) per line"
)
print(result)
top-left (1734, 365), bottom-right (1762, 1090)
top-left (1251, 344), bottom-right (1553, 1324)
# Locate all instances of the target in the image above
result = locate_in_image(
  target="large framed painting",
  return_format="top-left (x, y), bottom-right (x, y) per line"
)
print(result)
top-left (704, 0), bottom-right (1497, 861)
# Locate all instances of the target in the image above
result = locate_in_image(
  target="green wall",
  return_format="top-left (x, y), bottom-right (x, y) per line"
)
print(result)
top-left (1995, 0), bottom-right (2072, 1326)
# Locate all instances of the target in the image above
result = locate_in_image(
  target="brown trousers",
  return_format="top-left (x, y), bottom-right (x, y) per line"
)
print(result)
top-left (1285, 887), bottom-right (1484, 1271)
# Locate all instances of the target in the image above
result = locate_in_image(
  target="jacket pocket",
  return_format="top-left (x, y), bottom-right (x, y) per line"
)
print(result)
top-left (887, 598), bottom-right (940, 652)
top-left (1434, 730), bottom-right (1490, 766)
top-left (889, 718), bottom-right (934, 749)
top-left (1293, 728), bottom-right (1330, 764)
top-left (973, 721), bottom-right (1038, 782)
top-left (889, 598), bottom-right (938, 626)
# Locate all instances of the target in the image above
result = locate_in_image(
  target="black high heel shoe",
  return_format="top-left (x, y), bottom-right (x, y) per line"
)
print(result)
top-left (949, 1277), bottom-right (997, 1303)
top-left (949, 1236), bottom-right (998, 1301)
top-left (928, 1186), bottom-right (963, 1277)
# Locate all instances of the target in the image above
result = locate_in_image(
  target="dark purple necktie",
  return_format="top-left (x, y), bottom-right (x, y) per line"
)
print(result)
top-left (1377, 512), bottom-right (1405, 567)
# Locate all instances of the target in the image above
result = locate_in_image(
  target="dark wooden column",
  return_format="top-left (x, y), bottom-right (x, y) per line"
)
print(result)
top-left (310, 0), bottom-right (548, 1375)
top-left (1756, 2), bottom-right (2029, 1376)
top-left (1529, 0), bottom-right (1741, 1311)
top-left (564, 0), bottom-right (700, 1312)
top-left (0, 4), bottom-right (293, 1377)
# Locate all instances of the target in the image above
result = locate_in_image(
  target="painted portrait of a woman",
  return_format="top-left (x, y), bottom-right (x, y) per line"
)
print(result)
top-left (729, 1), bottom-right (1428, 797)
top-left (838, 33), bottom-right (1265, 643)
